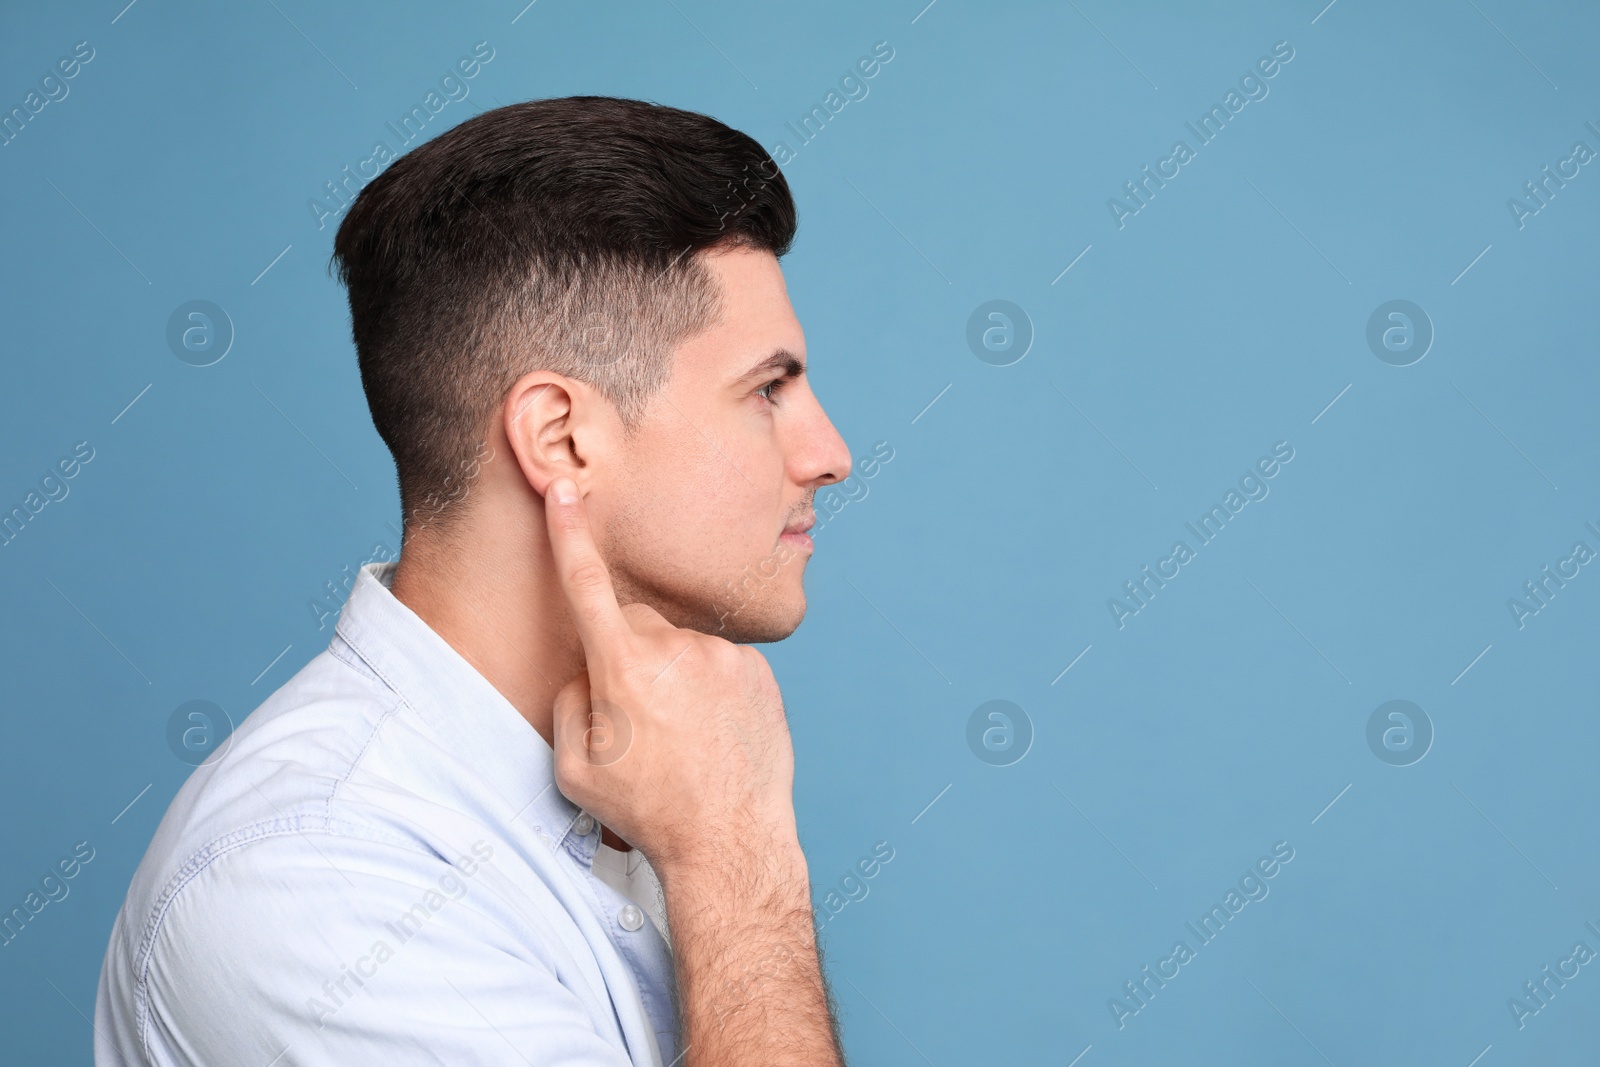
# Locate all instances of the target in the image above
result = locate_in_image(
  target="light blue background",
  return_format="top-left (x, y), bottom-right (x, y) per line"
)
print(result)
top-left (3, 1), bottom-right (1597, 1063)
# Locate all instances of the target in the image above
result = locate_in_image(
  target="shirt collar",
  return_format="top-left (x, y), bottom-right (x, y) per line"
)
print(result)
top-left (332, 560), bottom-right (597, 862)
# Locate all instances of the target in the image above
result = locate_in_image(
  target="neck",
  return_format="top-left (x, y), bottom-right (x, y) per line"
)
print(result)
top-left (387, 512), bottom-right (582, 752)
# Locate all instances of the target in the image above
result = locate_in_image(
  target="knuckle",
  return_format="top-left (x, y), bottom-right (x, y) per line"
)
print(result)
top-left (699, 632), bottom-right (739, 659)
top-left (566, 561), bottom-right (611, 595)
top-left (740, 645), bottom-right (774, 676)
top-left (702, 642), bottom-right (742, 674)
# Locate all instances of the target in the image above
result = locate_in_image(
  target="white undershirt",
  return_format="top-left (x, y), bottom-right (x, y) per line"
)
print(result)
top-left (592, 840), bottom-right (671, 948)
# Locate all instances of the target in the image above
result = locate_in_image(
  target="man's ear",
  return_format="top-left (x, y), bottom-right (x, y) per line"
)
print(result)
top-left (502, 372), bottom-right (597, 499)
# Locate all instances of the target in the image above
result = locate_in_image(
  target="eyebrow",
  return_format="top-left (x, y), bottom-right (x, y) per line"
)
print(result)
top-left (737, 348), bottom-right (806, 384)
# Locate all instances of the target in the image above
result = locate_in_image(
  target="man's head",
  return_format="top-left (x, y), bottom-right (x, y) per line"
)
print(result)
top-left (331, 96), bottom-right (851, 642)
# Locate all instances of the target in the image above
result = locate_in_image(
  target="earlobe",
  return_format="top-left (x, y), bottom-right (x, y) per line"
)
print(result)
top-left (502, 373), bottom-right (585, 498)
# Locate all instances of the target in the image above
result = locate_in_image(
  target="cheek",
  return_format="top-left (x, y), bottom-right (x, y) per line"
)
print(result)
top-left (612, 437), bottom-right (765, 572)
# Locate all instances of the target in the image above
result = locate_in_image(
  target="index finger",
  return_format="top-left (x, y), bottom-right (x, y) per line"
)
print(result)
top-left (545, 476), bottom-right (629, 660)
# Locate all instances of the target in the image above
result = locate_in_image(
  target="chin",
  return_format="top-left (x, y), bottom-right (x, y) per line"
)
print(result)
top-left (724, 611), bottom-right (804, 644)
top-left (707, 592), bottom-right (807, 644)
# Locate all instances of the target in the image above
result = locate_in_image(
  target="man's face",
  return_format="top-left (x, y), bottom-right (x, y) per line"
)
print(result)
top-left (596, 245), bottom-right (852, 642)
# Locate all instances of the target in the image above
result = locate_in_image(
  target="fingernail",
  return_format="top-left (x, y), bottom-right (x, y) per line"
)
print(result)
top-left (551, 477), bottom-right (579, 504)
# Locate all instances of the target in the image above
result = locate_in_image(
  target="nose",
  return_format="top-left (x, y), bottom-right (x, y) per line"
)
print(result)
top-left (793, 389), bottom-right (853, 489)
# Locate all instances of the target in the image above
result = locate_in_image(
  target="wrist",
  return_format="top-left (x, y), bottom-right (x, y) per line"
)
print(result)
top-left (653, 822), bottom-right (809, 906)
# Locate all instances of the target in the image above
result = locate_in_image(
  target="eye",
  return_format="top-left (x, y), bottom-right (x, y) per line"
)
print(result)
top-left (756, 377), bottom-right (790, 403)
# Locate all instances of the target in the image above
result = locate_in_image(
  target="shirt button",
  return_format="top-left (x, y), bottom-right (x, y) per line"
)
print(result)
top-left (572, 812), bottom-right (595, 836)
top-left (618, 904), bottom-right (645, 932)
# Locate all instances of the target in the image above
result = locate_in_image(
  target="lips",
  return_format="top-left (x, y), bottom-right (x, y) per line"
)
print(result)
top-left (779, 513), bottom-right (816, 554)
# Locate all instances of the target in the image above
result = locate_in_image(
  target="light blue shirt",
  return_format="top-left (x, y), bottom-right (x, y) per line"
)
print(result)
top-left (95, 561), bottom-right (679, 1066)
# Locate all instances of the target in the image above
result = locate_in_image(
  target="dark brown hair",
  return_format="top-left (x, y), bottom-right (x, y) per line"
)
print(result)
top-left (330, 95), bottom-right (796, 537)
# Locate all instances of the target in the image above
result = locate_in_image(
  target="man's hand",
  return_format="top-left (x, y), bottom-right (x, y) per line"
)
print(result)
top-left (544, 476), bottom-right (797, 873)
top-left (543, 476), bottom-right (844, 1067)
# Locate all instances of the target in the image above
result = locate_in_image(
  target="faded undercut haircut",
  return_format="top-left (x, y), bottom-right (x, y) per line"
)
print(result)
top-left (330, 95), bottom-right (796, 538)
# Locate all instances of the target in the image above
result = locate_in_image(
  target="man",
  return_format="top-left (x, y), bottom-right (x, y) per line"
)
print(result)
top-left (95, 96), bottom-right (856, 1065)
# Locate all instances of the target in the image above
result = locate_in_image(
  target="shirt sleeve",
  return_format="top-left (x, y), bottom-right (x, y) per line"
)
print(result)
top-left (135, 829), bottom-right (638, 1066)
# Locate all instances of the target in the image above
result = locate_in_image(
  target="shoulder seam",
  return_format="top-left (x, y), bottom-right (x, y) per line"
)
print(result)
top-left (130, 818), bottom-right (435, 1061)
top-left (325, 693), bottom-right (405, 821)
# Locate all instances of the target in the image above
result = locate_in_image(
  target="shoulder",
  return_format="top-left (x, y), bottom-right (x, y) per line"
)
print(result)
top-left (139, 645), bottom-right (415, 876)
top-left (124, 832), bottom-right (618, 1065)
top-left (97, 646), bottom-right (632, 1064)
top-left (105, 648), bottom-right (428, 997)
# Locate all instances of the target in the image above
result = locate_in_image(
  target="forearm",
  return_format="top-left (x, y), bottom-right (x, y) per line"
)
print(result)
top-left (659, 834), bottom-right (843, 1067)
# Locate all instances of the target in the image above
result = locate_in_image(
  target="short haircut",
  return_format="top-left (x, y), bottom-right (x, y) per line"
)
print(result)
top-left (330, 95), bottom-right (796, 537)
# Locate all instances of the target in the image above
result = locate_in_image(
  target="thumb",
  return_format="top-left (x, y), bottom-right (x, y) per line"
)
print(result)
top-left (551, 669), bottom-right (635, 772)
top-left (551, 669), bottom-right (595, 775)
